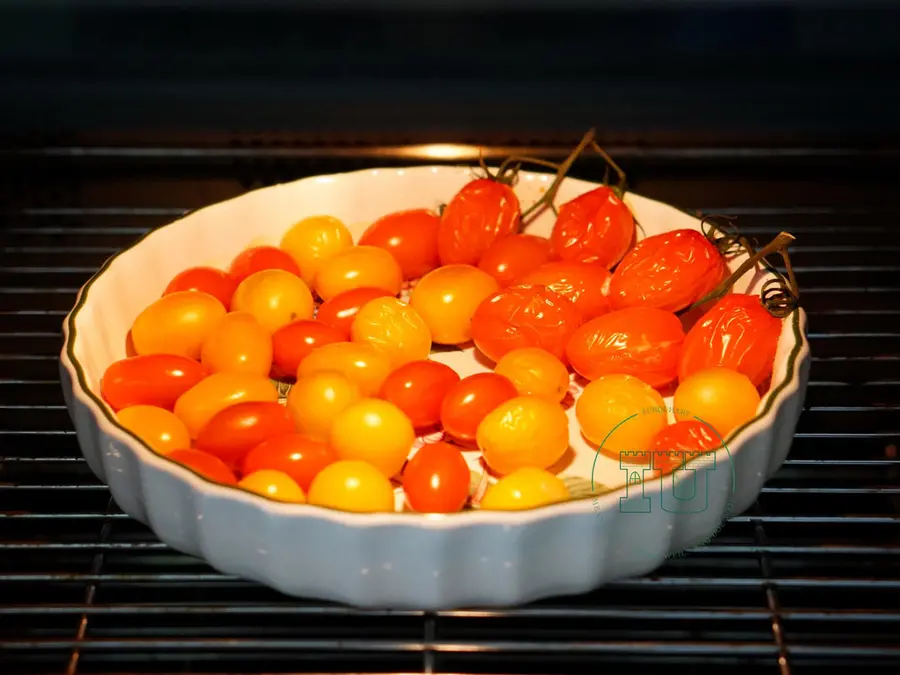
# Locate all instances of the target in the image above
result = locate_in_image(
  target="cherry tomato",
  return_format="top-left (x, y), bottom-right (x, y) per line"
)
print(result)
top-left (409, 264), bottom-right (499, 345)
top-left (279, 215), bottom-right (353, 287)
top-left (674, 367), bottom-right (760, 439)
top-left (239, 470), bottom-right (306, 503)
top-left (477, 396), bottom-right (569, 475)
top-left (402, 441), bottom-right (470, 513)
top-left (378, 359), bottom-right (460, 429)
top-left (194, 401), bottom-right (296, 470)
top-left (679, 293), bottom-right (782, 388)
top-left (566, 307), bottom-right (684, 389)
top-left (608, 229), bottom-right (727, 313)
top-left (316, 287), bottom-right (395, 339)
top-left (314, 245), bottom-right (403, 301)
top-left (174, 373), bottom-right (280, 438)
top-left (330, 398), bottom-right (415, 478)
top-left (296, 342), bottom-right (391, 397)
top-left (493, 347), bottom-right (569, 403)
top-left (440, 372), bottom-right (518, 444)
top-left (477, 234), bottom-right (553, 287)
top-left (550, 186), bottom-right (634, 268)
top-left (229, 246), bottom-right (303, 284)
top-left (131, 291), bottom-right (226, 360)
top-left (271, 319), bottom-right (345, 379)
top-left (470, 284), bottom-right (583, 364)
top-left (307, 460), bottom-right (395, 513)
top-left (231, 269), bottom-right (315, 334)
top-left (200, 311), bottom-right (272, 377)
top-left (243, 433), bottom-right (337, 492)
top-left (438, 178), bottom-right (521, 266)
top-left (649, 420), bottom-right (722, 474)
top-left (286, 370), bottom-right (361, 441)
top-left (101, 354), bottom-right (207, 411)
top-left (350, 296), bottom-right (432, 368)
top-left (164, 266), bottom-right (238, 310)
top-left (167, 448), bottom-right (237, 485)
top-left (479, 467), bottom-right (569, 511)
top-left (520, 260), bottom-right (612, 321)
top-left (116, 405), bottom-right (190, 455)
top-left (358, 208), bottom-right (441, 280)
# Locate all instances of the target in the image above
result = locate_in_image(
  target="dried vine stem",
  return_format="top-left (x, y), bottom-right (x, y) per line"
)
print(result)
top-left (700, 214), bottom-right (758, 257)
top-left (519, 128), bottom-right (597, 222)
top-left (589, 140), bottom-right (628, 197)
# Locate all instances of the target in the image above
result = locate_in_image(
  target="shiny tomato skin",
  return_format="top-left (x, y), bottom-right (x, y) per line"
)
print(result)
top-left (378, 359), bottom-right (461, 429)
top-left (271, 319), bottom-right (345, 379)
top-left (131, 291), bottom-right (227, 360)
top-left (167, 448), bottom-right (238, 485)
top-left (316, 287), bottom-right (395, 339)
top-left (649, 420), bottom-right (722, 474)
top-left (200, 311), bottom-right (273, 378)
top-left (358, 208), bottom-right (441, 280)
top-left (470, 284), bottom-right (583, 364)
top-left (231, 269), bottom-right (315, 334)
top-left (438, 178), bottom-right (521, 266)
top-left (242, 434), bottom-right (337, 492)
top-left (402, 441), bottom-right (470, 513)
top-left (551, 186), bottom-right (635, 268)
top-left (116, 405), bottom-right (191, 456)
top-left (440, 372), bottom-right (518, 444)
top-left (520, 260), bottom-right (612, 321)
top-left (164, 266), bottom-right (238, 310)
top-left (408, 264), bottom-right (500, 345)
top-left (101, 354), bottom-right (208, 411)
top-left (314, 245), bottom-right (403, 301)
top-left (173, 372), bottom-right (280, 438)
top-left (229, 246), bottom-right (303, 284)
top-left (194, 401), bottom-right (296, 470)
top-left (477, 234), bottom-right (553, 287)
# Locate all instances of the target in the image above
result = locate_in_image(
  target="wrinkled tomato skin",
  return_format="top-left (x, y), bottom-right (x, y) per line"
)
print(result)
top-left (608, 229), bottom-right (727, 313)
top-left (520, 260), bottom-right (612, 321)
top-left (470, 284), bottom-right (583, 364)
top-left (477, 234), bottom-right (553, 287)
top-left (565, 307), bottom-right (684, 388)
top-left (271, 319), bottom-right (345, 379)
top-left (194, 401), bottom-right (297, 470)
top-left (316, 287), bottom-right (395, 339)
top-left (649, 420), bottom-right (722, 474)
top-left (378, 359), bottom-right (461, 429)
top-left (358, 208), bottom-right (441, 280)
top-left (550, 186), bottom-right (635, 268)
top-left (167, 448), bottom-right (238, 485)
top-left (440, 372), bottom-right (518, 444)
top-left (402, 441), bottom-right (471, 513)
top-left (438, 178), bottom-right (521, 266)
top-left (164, 267), bottom-right (238, 310)
top-left (229, 246), bottom-right (303, 284)
top-left (679, 294), bottom-right (782, 388)
top-left (101, 355), bottom-right (208, 412)
top-left (242, 434), bottom-right (337, 491)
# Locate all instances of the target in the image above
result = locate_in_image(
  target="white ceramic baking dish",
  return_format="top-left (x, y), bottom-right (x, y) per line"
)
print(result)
top-left (60, 166), bottom-right (811, 609)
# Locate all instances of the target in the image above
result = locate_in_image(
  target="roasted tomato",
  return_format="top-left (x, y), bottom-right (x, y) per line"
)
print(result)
top-left (438, 178), bottom-right (521, 266)
top-left (358, 208), bottom-right (441, 280)
top-left (316, 287), bottom-right (396, 340)
top-left (550, 186), bottom-right (634, 268)
top-left (194, 401), bottom-right (296, 470)
top-left (440, 372), bottom-right (518, 444)
top-left (520, 260), bottom-right (612, 321)
top-left (101, 354), bottom-right (207, 411)
top-left (349, 296), bottom-right (432, 368)
top-left (271, 319), bottom-right (345, 379)
top-left (674, 367), bottom-right (760, 439)
top-left (164, 266), bottom-right (238, 310)
top-left (477, 234), bottom-right (553, 287)
top-left (470, 284), bottom-right (583, 364)
top-left (378, 359), bottom-right (460, 429)
top-left (608, 229), bottom-right (727, 313)
top-left (565, 307), bottom-right (684, 389)
top-left (649, 420), bottom-right (722, 474)
top-left (229, 246), bottom-right (303, 284)
top-left (679, 293), bottom-right (782, 388)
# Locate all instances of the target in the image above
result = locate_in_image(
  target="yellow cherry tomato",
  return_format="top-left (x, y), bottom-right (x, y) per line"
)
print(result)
top-left (674, 367), bottom-right (761, 439)
top-left (479, 467), bottom-right (569, 511)
top-left (200, 311), bottom-right (273, 377)
top-left (409, 264), bottom-right (499, 344)
top-left (307, 460), bottom-right (396, 513)
top-left (231, 269), bottom-right (314, 334)
top-left (173, 372), bottom-right (280, 438)
top-left (131, 291), bottom-right (226, 360)
top-left (116, 405), bottom-right (190, 455)
top-left (494, 347), bottom-right (570, 403)
top-left (476, 395), bottom-right (569, 475)
top-left (329, 398), bottom-right (415, 478)
top-left (350, 296), bottom-right (432, 368)
top-left (314, 245), bottom-right (403, 301)
top-left (280, 215), bottom-right (354, 287)
top-left (286, 371), bottom-right (361, 441)
top-left (296, 341), bottom-right (391, 397)
top-left (239, 469), bottom-right (307, 503)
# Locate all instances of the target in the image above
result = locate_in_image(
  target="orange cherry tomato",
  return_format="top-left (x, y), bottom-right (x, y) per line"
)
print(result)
top-left (296, 342), bottom-right (391, 398)
top-left (440, 372), bottom-right (518, 444)
top-left (116, 405), bottom-right (190, 455)
top-left (231, 269), bottom-right (315, 334)
top-left (566, 307), bottom-right (684, 389)
top-left (174, 373), bottom-right (280, 438)
top-left (378, 359), bottom-right (461, 429)
top-left (649, 420), bottom-right (722, 474)
top-left (194, 401), bottom-right (296, 470)
top-left (239, 470), bottom-right (306, 503)
top-left (167, 448), bottom-right (237, 485)
top-left (477, 395), bottom-right (569, 475)
top-left (551, 186), bottom-right (635, 268)
top-left (270, 319), bottom-right (345, 379)
top-left (164, 266), bottom-right (238, 310)
top-left (131, 291), bottom-right (226, 360)
top-left (608, 229), bottom-right (727, 313)
top-left (350, 296), bottom-right (432, 368)
top-left (286, 370), bottom-right (361, 441)
top-left (101, 354), bottom-right (207, 411)
top-left (358, 208), bottom-right (441, 280)
top-left (330, 398), bottom-right (416, 478)
top-left (520, 260), bottom-right (612, 321)
top-left (316, 287), bottom-right (395, 339)
top-left (674, 367), bottom-right (760, 439)
top-left (493, 347), bottom-right (570, 403)
top-left (470, 284), bottom-right (583, 364)
top-left (402, 441), bottom-right (470, 513)
top-left (438, 178), bottom-right (521, 266)
top-left (280, 215), bottom-right (353, 287)
top-left (200, 311), bottom-right (273, 377)
top-left (314, 245), bottom-right (403, 301)
top-left (242, 433), bottom-right (337, 492)
top-left (477, 234), bottom-right (553, 287)
top-left (409, 264), bottom-right (499, 345)
top-left (307, 460), bottom-right (396, 513)
top-left (229, 246), bottom-right (303, 284)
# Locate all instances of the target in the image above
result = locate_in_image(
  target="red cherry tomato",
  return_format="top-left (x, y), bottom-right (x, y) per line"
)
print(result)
top-left (242, 433), bottom-right (337, 491)
top-left (229, 246), bottom-right (303, 284)
top-left (608, 229), bottom-right (727, 313)
top-left (440, 372), bottom-right (518, 444)
top-left (551, 186), bottom-right (635, 268)
top-left (167, 448), bottom-right (238, 485)
top-left (101, 354), bottom-right (208, 412)
top-left (566, 307), bottom-right (684, 389)
top-left (477, 234), bottom-right (553, 287)
top-left (316, 287), bottom-right (395, 339)
top-left (470, 284), bottom-right (583, 364)
top-left (438, 178), bottom-right (521, 266)
top-left (271, 319), bottom-right (345, 380)
top-left (164, 266), bottom-right (238, 310)
top-left (402, 441), bottom-right (470, 513)
top-left (520, 260), bottom-right (612, 321)
top-left (679, 294), bottom-right (781, 388)
top-left (649, 420), bottom-right (722, 474)
top-left (195, 401), bottom-right (296, 470)
top-left (378, 359), bottom-right (461, 429)
top-left (358, 208), bottom-right (441, 280)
